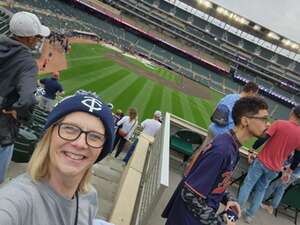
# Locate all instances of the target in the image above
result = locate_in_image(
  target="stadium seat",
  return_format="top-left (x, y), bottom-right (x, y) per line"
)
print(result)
top-left (275, 183), bottom-right (300, 225)
top-left (12, 106), bottom-right (49, 163)
top-left (170, 129), bottom-right (203, 162)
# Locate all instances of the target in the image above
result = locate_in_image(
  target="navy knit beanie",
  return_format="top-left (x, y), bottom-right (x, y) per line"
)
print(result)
top-left (44, 90), bottom-right (115, 162)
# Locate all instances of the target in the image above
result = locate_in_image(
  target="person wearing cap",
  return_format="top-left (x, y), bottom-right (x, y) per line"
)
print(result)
top-left (123, 110), bottom-right (162, 164)
top-left (0, 11), bottom-right (50, 184)
top-left (38, 71), bottom-right (64, 112)
top-left (0, 90), bottom-right (114, 225)
top-left (238, 105), bottom-right (300, 223)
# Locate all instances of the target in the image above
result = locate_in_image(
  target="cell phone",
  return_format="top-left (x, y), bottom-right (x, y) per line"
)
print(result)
top-left (226, 208), bottom-right (238, 222)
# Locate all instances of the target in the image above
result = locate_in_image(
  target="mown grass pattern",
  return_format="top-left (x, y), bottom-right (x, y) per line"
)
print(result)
top-left (47, 43), bottom-right (225, 128)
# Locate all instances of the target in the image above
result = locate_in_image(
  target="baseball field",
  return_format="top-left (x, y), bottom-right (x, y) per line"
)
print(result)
top-left (43, 43), bottom-right (225, 129)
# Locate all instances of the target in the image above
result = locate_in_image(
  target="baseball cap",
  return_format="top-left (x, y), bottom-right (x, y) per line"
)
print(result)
top-left (154, 110), bottom-right (162, 118)
top-left (9, 11), bottom-right (50, 37)
top-left (293, 105), bottom-right (300, 117)
top-left (44, 90), bottom-right (115, 162)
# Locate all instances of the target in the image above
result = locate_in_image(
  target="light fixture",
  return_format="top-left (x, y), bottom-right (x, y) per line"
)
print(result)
top-left (198, 0), bottom-right (212, 8)
top-left (267, 32), bottom-right (280, 40)
top-left (216, 6), bottom-right (224, 14)
top-left (253, 25), bottom-right (261, 31)
top-left (291, 43), bottom-right (299, 49)
top-left (282, 39), bottom-right (291, 45)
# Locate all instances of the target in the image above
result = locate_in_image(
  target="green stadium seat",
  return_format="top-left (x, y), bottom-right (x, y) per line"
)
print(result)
top-left (170, 129), bottom-right (203, 161)
top-left (12, 105), bottom-right (49, 163)
top-left (275, 183), bottom-right (300, 225)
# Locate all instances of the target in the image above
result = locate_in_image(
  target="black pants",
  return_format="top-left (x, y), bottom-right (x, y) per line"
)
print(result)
top-left (113, 134), bottom-right (127, 158)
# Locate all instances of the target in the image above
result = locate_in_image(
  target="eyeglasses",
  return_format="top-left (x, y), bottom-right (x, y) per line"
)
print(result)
top-left (57, 123), bottom-right (105, 148)
top-left (247, 116), bottom-right (270, 123)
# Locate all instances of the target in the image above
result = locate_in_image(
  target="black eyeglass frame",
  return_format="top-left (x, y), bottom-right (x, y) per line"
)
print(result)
top-left (56, 122), bottom-right (106, 148)
top-left (246, 116), bottom-right (270, 123)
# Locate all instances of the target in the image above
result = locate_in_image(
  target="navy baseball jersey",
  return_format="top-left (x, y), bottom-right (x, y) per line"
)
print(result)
top-left (162, 131), bottom-right (240, 225)
top-left (40, 78), bottom-right (63, 99)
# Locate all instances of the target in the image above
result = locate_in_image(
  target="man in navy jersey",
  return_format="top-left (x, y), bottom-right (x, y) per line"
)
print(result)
top-left (39, 71), bottom-right (64, 112)
top-left (162, 96), bottom-right (269, 225)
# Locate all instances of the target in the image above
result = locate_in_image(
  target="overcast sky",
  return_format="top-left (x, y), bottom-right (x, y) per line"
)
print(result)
top-left (210, 0), bottom-right (300, 43)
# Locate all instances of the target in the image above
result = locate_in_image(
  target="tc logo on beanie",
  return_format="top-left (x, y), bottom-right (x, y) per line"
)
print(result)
top-left (81, 96), bottom-right (103, 113)
top-left (44, 90), bottom-right (115, 162)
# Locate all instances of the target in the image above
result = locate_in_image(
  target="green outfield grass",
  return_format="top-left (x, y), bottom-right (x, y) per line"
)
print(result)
top-left (123, 56), bottom-right (181, 83)
top-left (43, 43), bottom-right (224, 129)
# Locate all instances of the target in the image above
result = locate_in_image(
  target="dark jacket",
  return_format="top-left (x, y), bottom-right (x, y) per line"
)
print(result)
top-left (0, 36), bottom-right (38, 146)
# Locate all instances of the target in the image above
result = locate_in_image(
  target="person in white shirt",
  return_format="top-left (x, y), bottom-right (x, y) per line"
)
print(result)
top-left (114, 108), bottom-right (138, 158)
top-left (141, 110), bottom-right (162, 137)
top-left (123, 110), bottom-right (162, 163)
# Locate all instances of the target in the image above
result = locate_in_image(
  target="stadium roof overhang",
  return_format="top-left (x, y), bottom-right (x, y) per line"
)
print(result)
top-left (180, 0), bottom-right (300, 54)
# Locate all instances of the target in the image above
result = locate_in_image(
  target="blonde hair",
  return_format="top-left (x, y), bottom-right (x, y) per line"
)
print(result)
top-left (27, 125), bottom-right (92, 193)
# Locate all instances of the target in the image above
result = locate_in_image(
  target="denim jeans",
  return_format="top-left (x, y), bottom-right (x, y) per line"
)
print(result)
top-left (123, 139), bottom-right (138, 164)
top-left (113, 134), bottom-right (127, 158)
top-left (238, 159), bottom-right (278, 218)
top-left (0, 144), bottom-right (14, 184)
top-left (263, 173), bottom-right (299, 209)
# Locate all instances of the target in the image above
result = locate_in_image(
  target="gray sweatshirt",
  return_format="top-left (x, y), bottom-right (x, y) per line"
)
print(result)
top-left (0, 35), bottom-right (38, 110)
top-left (0, 174), bottom-right (98, 225)
top-left (0, 35), bottom-right (38, 146)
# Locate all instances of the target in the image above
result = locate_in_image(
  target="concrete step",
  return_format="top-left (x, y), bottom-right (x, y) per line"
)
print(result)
top-left (97, 197), bottom-right (114, 220)
top-left (91, 175), bottom-right (119, 202)
top-left (92, 162), bottom-right (123, 183)
top-left (99, 154), bottom-right (126, 173)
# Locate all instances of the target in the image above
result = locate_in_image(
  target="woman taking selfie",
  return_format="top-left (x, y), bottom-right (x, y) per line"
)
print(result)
top-left (0, 91), bottom-right (114, 225)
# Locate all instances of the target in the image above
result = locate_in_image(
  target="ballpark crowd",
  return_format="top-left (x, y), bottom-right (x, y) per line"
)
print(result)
top-left (0, 10), bottom-right (299, 225)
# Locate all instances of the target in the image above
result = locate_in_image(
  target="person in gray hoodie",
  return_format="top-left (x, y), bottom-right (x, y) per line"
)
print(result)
top-left (0, 11), bottom-right (50, 184)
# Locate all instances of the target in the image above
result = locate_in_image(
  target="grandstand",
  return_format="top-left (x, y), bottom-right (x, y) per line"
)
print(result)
top-left (2, 1), bottom-right (300, 225)
top-left (2, 0), bottom-right (298, 118)
top-left (0, 8), bottom-right (11, 36)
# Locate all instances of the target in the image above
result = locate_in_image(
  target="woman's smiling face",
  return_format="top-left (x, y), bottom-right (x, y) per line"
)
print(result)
top-left (49, 111), bottom-right (105, 180)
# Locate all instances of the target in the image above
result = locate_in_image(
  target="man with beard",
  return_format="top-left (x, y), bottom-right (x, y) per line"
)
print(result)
top-left (238, 105), bottom-right (300, 223)
top-left (162, 96), bottom-right (269, 225)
